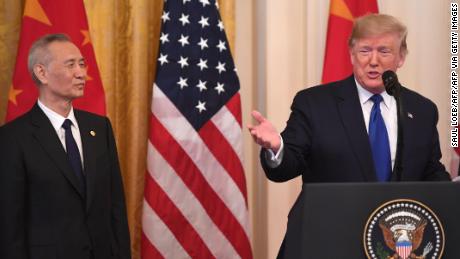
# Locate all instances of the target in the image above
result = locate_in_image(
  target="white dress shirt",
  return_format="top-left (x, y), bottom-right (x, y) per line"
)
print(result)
top-left (37, 100), bottom-right (84, 167)
top-left (266, 79), bottom-right (398, 169)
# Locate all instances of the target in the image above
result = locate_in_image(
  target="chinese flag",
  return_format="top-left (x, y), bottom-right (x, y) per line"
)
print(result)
top-left (322, 0), bottom-right (379, 83)
top-left (5, 0), bottom-right (105, 122)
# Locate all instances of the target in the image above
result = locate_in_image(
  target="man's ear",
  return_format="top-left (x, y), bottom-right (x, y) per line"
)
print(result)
top-left (397, 53), bottom-right (406, 68)
top-left (349, 47), bottom-right (355, 65)
top-left (33, 64), bottom-right (47, 85)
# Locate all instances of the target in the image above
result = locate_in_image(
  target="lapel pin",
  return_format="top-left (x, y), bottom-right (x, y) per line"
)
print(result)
top-left (407, 112), bottom-right (414, 119)
top-left (90, 130), bottom-right (96, 137)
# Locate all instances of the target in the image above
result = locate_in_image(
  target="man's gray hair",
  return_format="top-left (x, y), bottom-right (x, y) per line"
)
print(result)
top-left (28, 33), bottom-right (71, 86)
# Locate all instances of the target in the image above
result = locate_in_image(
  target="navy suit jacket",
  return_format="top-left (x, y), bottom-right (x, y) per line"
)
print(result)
top-left (0, 104), bottom-right (131, 259)
top-left (262, 75), bottom-right (450, 183)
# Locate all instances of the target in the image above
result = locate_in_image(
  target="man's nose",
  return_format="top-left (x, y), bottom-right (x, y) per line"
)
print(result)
top-left (369, 51), bottom-right (379, 67)
top-left (75, 66), bottom-right (87, 79)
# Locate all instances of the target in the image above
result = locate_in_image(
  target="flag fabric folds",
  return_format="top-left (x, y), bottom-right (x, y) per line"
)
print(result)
top-left (142, 0), bottom-right (252, 258)
top-left (6, 0), bottom-right (105, 122)
top-left (322, 0), bottom-right (379, 83)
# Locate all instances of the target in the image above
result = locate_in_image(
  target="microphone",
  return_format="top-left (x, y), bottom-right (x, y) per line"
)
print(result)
top-left (382, 70), bottom-right (401, 97)
top-left (382, 70), bottom-right (403, 181)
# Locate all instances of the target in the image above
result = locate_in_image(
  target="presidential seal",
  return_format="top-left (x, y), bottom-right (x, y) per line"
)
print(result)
top-left (363, 199), bottom-right (444, 259)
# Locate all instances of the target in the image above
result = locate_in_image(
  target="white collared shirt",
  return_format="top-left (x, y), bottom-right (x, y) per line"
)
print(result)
top-left (266, 80), bottom-right (398, 169)
top-left (37, 100), bottom-right (84, 167)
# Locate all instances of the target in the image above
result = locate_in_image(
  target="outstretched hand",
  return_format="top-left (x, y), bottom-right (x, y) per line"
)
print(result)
top-left (247, 110), bottom-right (281, 152)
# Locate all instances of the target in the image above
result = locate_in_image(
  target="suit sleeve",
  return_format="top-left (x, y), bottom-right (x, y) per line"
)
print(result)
top-left (106, 118), bottom-right (131, 258)
top-left (422, 105), bottom-right (451, 181)
top-left (0, 126), bottom-right (28, 258)
top-left (261, 92), bottom-right (312, 182)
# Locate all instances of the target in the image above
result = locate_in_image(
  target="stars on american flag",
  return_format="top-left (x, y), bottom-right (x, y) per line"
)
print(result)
top-left (216, 40), bottom-right (226, 52)
top-left (215, 62), bottom-right (226, 74)
top-left (199, 0), bottom-right (210, 7)
top-left (155, 0), bottom-right (239, 126)
top-left (197, 37), bottom-right (209, 50)
top-left (198, 16), bottom-right (210, 28)
top-left (178, 34), bottom-right (190, 46)
top-left (161, 11), bottom-right (170, 23)
top-left (195, 100), bottom-right (206, 113)
top-left (196, 80), bottom-right (207, 92)
top-left (158, 53), bottom-right (168, 65)
top-left (214, 82), bottom-right (225, 94)
top-left (178, 56), bottom-right (189, 68)
top-left (177, 77), bottom-right (188, 89)
top-left (217, 20), bottom-right (224, 31)
top-left (179, 13), bottom-right (190, 26)
top-left (159, 32), bottom-right (169, 44)
top-left (197, 59), bottom-right (208, 71)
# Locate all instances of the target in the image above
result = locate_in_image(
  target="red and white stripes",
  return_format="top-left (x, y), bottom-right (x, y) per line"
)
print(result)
top-left (142, 84), bottom-right (252, 259)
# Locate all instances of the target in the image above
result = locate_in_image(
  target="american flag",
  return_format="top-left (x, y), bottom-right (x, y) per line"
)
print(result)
top-left (141, 0), bottom-right (252, 258)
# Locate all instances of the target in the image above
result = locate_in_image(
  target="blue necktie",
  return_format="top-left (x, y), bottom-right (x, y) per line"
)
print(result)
top-left (62, 119), bottom-right (86, 189)
top-left (368, 94), bottom-right (391, 181)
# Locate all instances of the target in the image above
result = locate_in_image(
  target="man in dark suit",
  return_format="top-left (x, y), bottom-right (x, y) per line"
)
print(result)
top-left (0, 34), bottom-right (131, 258)
top-left (248, 14), bottom-right (451, 258)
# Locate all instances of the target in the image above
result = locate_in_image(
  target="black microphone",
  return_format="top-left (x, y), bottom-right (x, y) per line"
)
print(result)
top-left (382, 70), bottom-right (401, 97)
top-left (382, 70), bottom-right (403, 181)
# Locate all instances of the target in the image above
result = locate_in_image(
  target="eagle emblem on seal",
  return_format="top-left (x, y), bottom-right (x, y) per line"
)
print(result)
top-left (379, 210), bottom-right (431, 259)
top-left (363, 199), bottom-right (444, 259)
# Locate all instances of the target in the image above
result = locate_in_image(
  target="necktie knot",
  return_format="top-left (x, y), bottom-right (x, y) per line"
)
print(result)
top-left (62, 119), bottom-right (73, 130)
top-left (370, 94), bottom-right (383, 105)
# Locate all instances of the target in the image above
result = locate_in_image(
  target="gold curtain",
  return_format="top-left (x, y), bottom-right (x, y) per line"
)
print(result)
top-left (0, 0), bottom-right (235, 258)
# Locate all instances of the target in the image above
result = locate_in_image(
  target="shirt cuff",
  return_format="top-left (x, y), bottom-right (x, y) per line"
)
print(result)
top-left (264, 135), bottom-right (284, 168)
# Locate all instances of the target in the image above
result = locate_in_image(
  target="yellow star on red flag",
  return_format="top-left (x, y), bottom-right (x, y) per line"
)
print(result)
top-left (330, 0), bottom-right (354, 21)
top-left (24, 0), bottom-right (52, 26)
top-left (81, 30), bottom-right (91, 46)
top-left (8, 85), bottom-right (23, 106)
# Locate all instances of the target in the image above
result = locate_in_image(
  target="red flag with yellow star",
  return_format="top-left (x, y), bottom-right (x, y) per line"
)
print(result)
top-left (322, 0), bottom-right (378, 83)
top-left (6, 0), bottom-right (105, 122)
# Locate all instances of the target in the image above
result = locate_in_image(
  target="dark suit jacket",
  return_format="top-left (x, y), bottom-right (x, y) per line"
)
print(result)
top-left (0, 104), bottom-right (131, 259)
top-left (260, 75), bottom-right (451, 258)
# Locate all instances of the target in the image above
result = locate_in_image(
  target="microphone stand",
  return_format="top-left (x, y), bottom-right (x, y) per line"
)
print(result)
top-left (393, 85), bottom-right (403, 182)
top-left (383, 71), bottom-right (404, 182)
